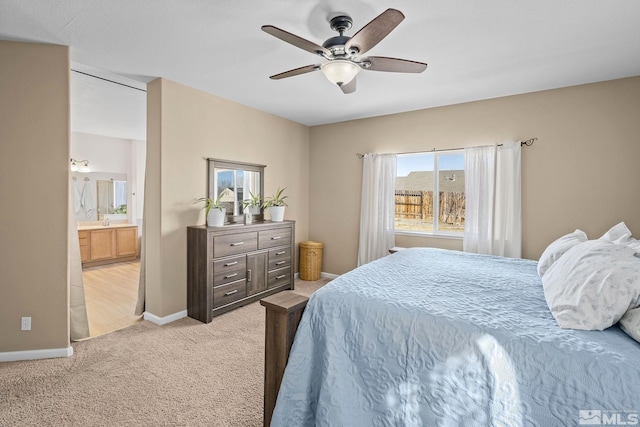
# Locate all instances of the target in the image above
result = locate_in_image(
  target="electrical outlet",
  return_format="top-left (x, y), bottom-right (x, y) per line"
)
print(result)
top-left (21, 317), bottom-right (31, 331)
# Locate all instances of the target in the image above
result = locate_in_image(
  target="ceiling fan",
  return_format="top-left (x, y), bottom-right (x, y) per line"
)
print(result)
top-left (262, 8), bottom-right (427, 94)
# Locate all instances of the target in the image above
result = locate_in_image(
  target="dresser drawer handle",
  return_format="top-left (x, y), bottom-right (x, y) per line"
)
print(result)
top-left (230, 242), bottom-right (244, 247)
top-left (224, 261), bottom-right (238, 267)
top-left (271, 236), bottom-right (282, 240)
top-left (275, 261), bottom-right (286, 266)
top-left (275, 251), bottom-right (286, 256)
top-left (275, 275), bottom-right (287, 280)
top-left (224, 273), bottom-right (238, 279)
top-left (224, 289), bottom-right (238, 296)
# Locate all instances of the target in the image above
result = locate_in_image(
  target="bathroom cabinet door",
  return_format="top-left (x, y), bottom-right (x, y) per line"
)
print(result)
top-left (116, 227), bottom-right (138, 257)
top-left (89, 229), bottom-right (116, 261)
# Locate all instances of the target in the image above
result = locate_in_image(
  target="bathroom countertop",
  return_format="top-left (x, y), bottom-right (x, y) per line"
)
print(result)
top-left (78, 223), bottom-right (137, 231)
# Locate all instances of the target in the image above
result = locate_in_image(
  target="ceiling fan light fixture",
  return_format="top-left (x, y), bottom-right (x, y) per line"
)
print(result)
top-left (264, 9), bottom-right (425, 94)
top-left (321, 60), bottom-right (360, 86)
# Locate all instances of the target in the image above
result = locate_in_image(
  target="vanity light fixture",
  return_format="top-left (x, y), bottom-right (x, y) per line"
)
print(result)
top-left (70, 158), bottom-right (90, 173)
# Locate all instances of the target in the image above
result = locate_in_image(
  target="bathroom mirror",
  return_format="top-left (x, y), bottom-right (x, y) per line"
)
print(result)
top-left (207, 159), bottom-right (265, 224)
top-left (96, 179), bottom-right (128, 216)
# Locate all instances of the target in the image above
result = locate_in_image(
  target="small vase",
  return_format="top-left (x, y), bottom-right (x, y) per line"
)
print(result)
top-left (207, 208), bottom-right (226, 227)
top-left (244, 212), bottom-right (253, 225)
top-left (269, 206), bottom-right (285, 222)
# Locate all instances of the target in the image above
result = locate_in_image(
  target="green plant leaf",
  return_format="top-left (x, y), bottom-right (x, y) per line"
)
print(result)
top-left (262, 186), bottom-right (288, 208)
top-left (242, 191), bottom-right (261, 210)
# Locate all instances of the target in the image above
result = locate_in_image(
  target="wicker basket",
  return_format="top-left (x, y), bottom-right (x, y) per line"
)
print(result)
top-left (299, 241), bottom-right (324, 281)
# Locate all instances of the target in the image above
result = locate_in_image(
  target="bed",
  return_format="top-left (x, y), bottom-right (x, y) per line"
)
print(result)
top-left (269, 247), bottom-right (640, 426)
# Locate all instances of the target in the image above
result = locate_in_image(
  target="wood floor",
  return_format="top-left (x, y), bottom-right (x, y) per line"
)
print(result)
top-left (82, 260), bottom-right (142, 338)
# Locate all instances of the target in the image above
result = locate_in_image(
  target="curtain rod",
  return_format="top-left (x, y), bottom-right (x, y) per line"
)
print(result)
top-left (356, 138), bottom-right (537, 159)
top-left (71, 69), bottom-right (147, 93)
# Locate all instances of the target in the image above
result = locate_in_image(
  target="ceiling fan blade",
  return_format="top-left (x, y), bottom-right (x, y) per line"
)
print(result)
top-left (364, 56), bottom-right (427, 73)
top-left (269, 64), bottom-right (320, 80)
top-left (345, 9), bottom-right (405, 55)
top-left (262, 25), bottom-right (330, 57)
top-left (339, 78), bottom-right (357, 94)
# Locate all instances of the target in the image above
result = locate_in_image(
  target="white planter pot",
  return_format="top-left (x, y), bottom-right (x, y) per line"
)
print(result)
top-left (269, 206), bottom-right (285, 222)
top-left (207, 207), bottom-right (226, 227)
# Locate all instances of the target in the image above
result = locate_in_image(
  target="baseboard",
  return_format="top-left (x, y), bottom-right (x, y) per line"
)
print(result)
top-left (295, 272), bottom-right (338, 280)
top-left (0, 346), bottom-right (73, 363)
top-left (141, 275), bottom-right (336, 326)
top-left (143, 309), bottom-right (187, 326)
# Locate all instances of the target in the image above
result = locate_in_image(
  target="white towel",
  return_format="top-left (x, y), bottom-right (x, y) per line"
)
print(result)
top-left (73, 180), bottom-right (82, 214)
top-left (81, 181), bottom-right (94, 217)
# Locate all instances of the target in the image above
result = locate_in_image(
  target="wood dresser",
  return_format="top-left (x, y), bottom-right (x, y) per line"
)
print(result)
top-left (187, 220), bottom-right (295, 323)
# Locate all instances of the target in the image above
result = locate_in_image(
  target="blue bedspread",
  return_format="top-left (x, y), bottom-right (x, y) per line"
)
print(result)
top-left (271, 248), bottom-right (640, 426)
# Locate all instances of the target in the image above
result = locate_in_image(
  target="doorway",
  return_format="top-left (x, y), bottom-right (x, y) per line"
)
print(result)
top-left (70, 65), bottom-right (147, 339)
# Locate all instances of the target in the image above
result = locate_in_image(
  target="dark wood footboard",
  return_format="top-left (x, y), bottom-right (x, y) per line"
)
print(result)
top-left (260, 291), bottom-right (309, 427)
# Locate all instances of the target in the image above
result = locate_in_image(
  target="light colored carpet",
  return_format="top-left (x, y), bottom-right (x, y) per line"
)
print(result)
top-left (0, 278), bottom-right (330, 427)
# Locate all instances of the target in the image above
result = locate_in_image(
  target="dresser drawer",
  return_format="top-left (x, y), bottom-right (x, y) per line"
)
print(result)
top-left (213, 232), bottom-right (258, 258)
top-left (213, 279), bottom-right (247, 309)
top-left (268, 247), bottom-right (291, 271)
top-left (268, 267), bottom-right (291, 289)
top-left (259, 228), bottom-right (292, 249)
top-left (213, 255), bottom-right (247, 286)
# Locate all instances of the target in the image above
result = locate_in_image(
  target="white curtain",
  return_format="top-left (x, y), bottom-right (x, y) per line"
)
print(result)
top-left (69, 176), bottom-right (90, 340)
top-left (135, 175), bottom-right (147, 316)
top-left (243, 171), bottom-right (260, 214)
top-left (357, 153), bottom-right (397, 266)
top-left (463, 141), bottom-right (521, 258)
top-left (134, 229), bottom-right (145, 316)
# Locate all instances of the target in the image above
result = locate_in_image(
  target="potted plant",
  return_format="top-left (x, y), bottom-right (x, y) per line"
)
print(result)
top-left (242, 191), bottom-right (261, 224)
top-left (262, 187), bottom-right (288, 222)
top-left (196, 193), bottom-right (226, 227)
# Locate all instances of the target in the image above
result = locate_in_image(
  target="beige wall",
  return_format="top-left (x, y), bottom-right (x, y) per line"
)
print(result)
top-left (145, 78), bottom-right (309, 318)
top-left (0, 41), bottom-right (70, 352)
top-left (309, 77), bottom-right (640, 274)
top-left (1, 39), bottom-right (637, 352)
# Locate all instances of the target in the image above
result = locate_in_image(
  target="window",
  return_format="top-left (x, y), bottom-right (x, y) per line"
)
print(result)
top-left (395, 151), bottom-right (465, 235)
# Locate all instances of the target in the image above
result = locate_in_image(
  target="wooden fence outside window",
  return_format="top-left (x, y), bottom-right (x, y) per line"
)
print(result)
top-left (395, 190), bottom-right (465, 226)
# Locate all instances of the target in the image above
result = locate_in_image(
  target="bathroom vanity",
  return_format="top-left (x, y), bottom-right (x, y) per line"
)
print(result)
top-left (78, 223), bottom-right (139, 267)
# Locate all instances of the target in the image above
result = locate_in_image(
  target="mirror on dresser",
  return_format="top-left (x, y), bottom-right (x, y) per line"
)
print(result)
top-left (207, 159), bottom-right (265, 224)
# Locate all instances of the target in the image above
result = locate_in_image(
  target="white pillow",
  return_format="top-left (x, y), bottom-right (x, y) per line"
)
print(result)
top-left (599, 222), bottom-right (633, 243)
top-left (619, 307), bottom-right (640, 344)
top-left (542, 239), bottom-right (640, 330)
top-left (600, 222), bottom-right (640, 251)
top-left (628, 239), bottom-right (640, 252)
top-left (537, 229), bottom-right (588, 278)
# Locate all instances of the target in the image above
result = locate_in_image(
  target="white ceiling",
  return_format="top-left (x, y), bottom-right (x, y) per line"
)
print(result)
top-left (2, 0), bottom-right (639, 141)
